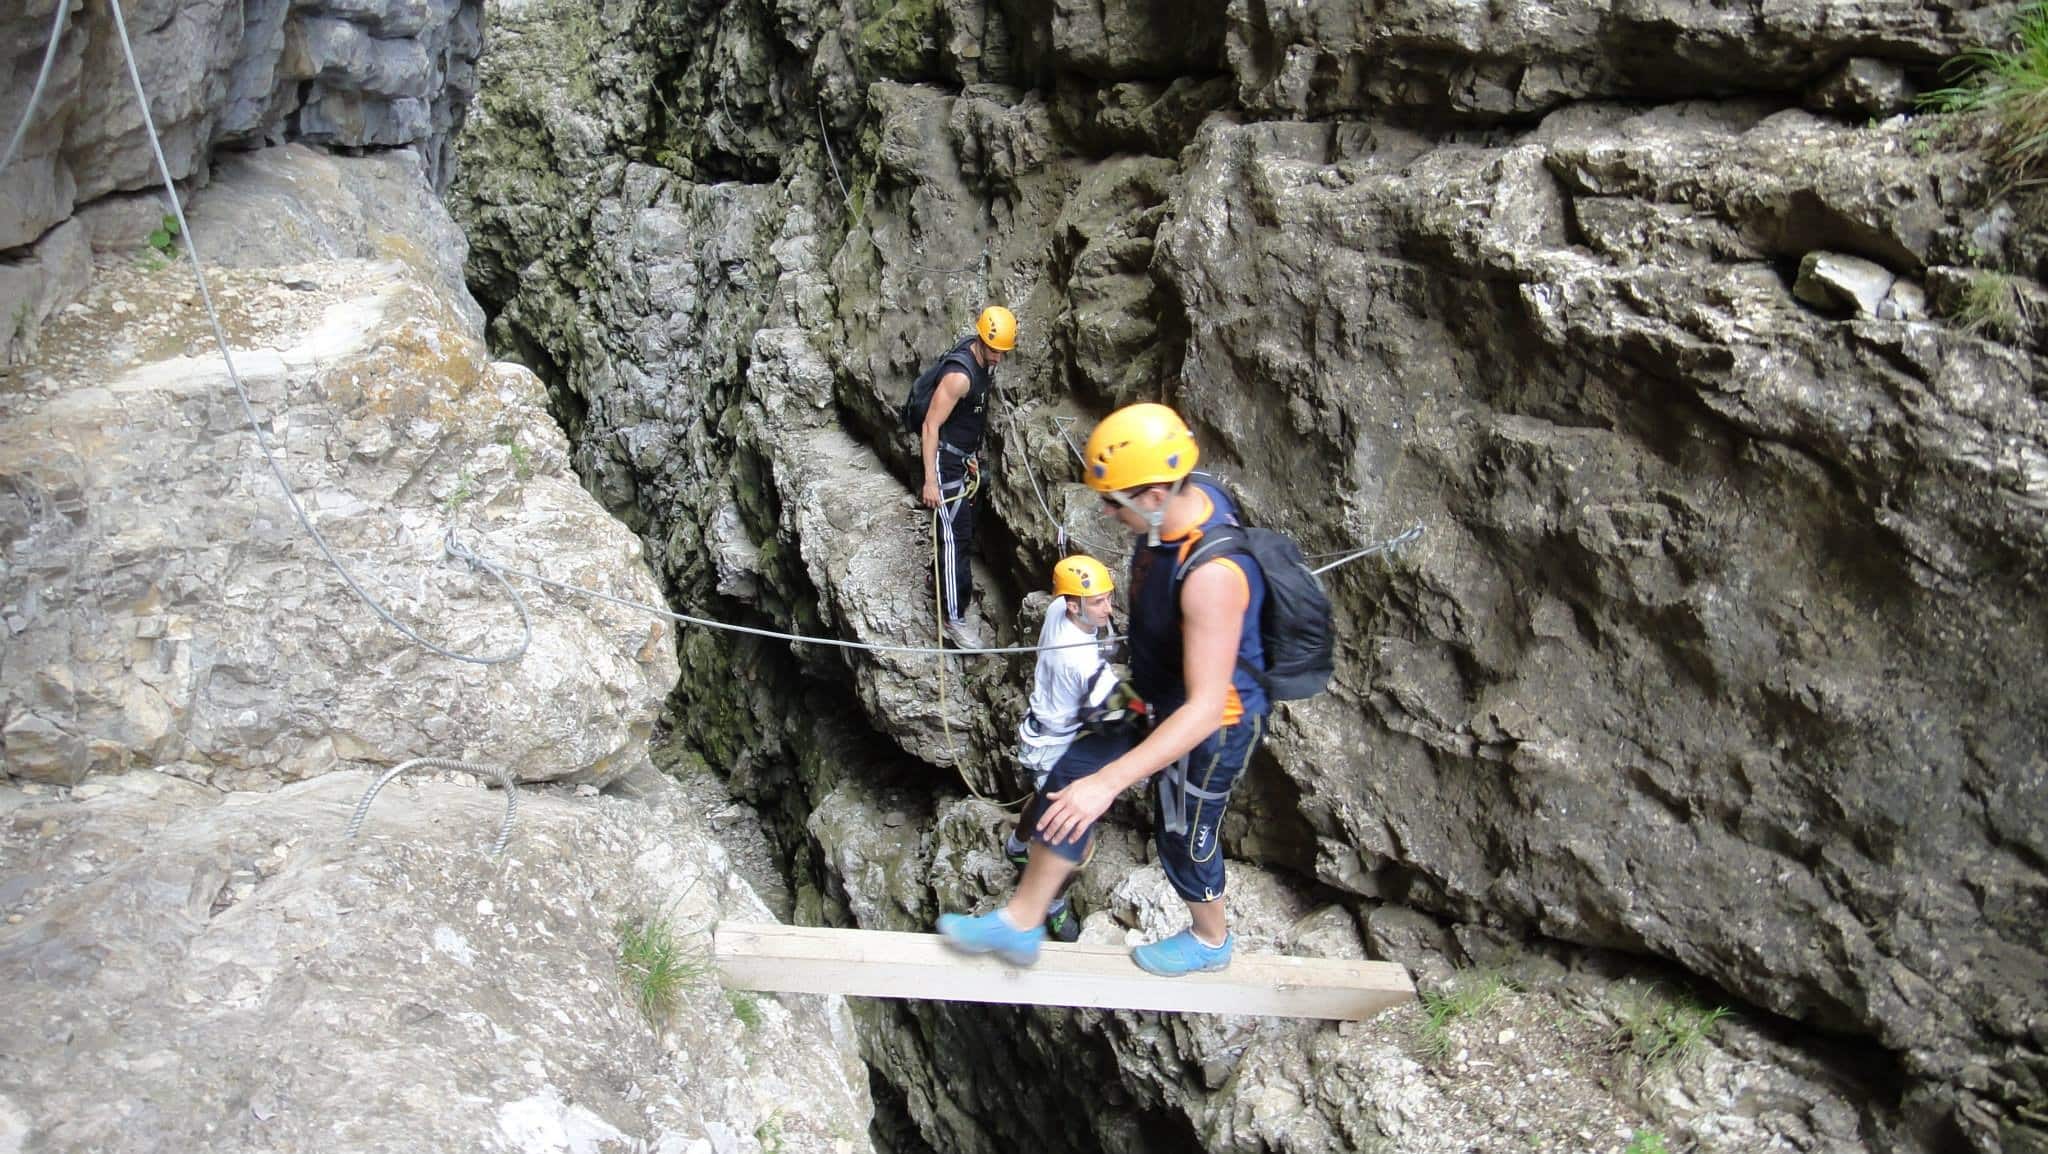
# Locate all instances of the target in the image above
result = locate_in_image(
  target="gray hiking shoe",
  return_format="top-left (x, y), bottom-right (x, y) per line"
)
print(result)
top-left (944, 617), bottom-right (987, 650)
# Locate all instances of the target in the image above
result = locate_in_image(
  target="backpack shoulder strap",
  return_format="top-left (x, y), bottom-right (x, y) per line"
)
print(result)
top-left (946, 336), bottom-right (984, 374)
top-left (1172, 524), bottom-right (1247, 584)
top-left (1169, 524), bottom-right (1268, 689)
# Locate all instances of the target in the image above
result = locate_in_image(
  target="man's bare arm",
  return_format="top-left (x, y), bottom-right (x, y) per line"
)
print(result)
top-left (919, 371), bottom-right (970, 507)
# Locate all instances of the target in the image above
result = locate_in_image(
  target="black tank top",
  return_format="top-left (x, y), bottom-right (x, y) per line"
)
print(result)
top-left (935, 337), bottom-right (991, 454)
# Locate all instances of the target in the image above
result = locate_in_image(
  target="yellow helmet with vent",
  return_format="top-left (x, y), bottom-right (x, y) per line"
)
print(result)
top-left (1082, 403), bottom-right (1198, 492)
top-left (976, 305), bottom-right (1017, 351)
top-left (1052, 555), bottom-right (1114, 598)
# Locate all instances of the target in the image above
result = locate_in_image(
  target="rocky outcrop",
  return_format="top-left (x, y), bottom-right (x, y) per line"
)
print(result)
top-left (1, 0), bottom-right (483, 359)
top-left (1222, 1), bottom-right (2017, 120)
top-left (1, 144), bottom-right (678, 789)
top-left (452, 2), bottom-right (2045, 1153)
top-left (0, 767), bottom-right (871, 1154)
top-left (1161, 101), bottom-right (2047, 1115)
top-left (1, 69), bottom-right (873, 1154)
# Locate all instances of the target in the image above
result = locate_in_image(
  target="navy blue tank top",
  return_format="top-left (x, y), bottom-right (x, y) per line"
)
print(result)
top-left (935, 338), bottom-right (991, 454)
top-left (1126, 480), bottom-right (1269, 722)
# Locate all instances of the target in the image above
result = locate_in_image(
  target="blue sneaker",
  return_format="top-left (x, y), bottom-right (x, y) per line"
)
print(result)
top-left (1131, 929), bottom-right (1233, 976)
top-left (938, 910), bottom-right (1045, 967)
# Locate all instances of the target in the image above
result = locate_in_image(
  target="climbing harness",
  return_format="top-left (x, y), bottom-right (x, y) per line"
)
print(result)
top-left (346, 756), bottom-right (521, 857)
top-left (931, 460), bottom-right (978, 759)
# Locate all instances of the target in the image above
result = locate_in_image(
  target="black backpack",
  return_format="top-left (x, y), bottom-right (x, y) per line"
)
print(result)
top-left (898, 338), bottom-right (980, 434)
top-left (1175, 522), bottom-right (1335, 701)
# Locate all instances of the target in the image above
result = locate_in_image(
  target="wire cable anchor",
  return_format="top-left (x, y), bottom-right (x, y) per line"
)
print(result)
top-left (346, 757), bottom-right (522, 857)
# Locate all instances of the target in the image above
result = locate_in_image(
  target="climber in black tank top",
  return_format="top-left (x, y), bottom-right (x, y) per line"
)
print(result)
top-left (917, 305), bottom-right (1015, 650)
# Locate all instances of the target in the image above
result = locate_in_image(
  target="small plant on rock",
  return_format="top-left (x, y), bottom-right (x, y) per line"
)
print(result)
top-left (1922, 1), bottom-right (2048, 185)
top-left (498, 429), bottom-right (533, 480)
top-left (1624, 1130), bottom-right (1672, 1154)
top-left (1956, 269), bottom-right (2029, 335)
top-left (1609, 986), bottom-right (1729, 1075)
top-left (147, 213), bottom-right (181, 257)
top-left (1415, 969), bottom-right (1514, 1060)
top-left (616, 915), bottom-right (706, 1026)
top-left (753, 1110), bottom-right (786, 1154)
top-left (137, 214), bottom-right (181, 271)
top-left (444, 470), bottom-right (475, 513)
top-left (727, 989), bottom-right (763, 1032)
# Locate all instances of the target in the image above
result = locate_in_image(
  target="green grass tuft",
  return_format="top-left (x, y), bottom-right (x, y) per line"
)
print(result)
top-left (1956, 269), bottom-right (2028, 334)
top-left (754, 1109), bottom-right (786, 1154)
top-left (1624, 1130), bottom-right (1672, 1154)
top-left (444, 470), bottom-right (475, 513)
top-left (498, 430), bottom-right (533, 480)
top-left (1922, 2), bottom-right (2048, 183)
top-left (728, 989), bottom-right (764, 1031)
top-left (1415, 970), bottom-right (1514, 1060)
top-left (1609, 987), bottom-right (1730, 1074)
top-left (616, 916), bottom-right (707, 1025)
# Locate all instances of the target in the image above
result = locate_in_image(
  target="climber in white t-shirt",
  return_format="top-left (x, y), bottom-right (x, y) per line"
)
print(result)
top-left (1016, 555), bottom-right (1119, 785)
top-left (1004, 555), bottom-right (1120, 942)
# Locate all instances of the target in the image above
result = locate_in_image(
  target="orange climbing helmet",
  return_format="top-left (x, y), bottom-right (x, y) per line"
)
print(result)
top-left (1051, 555), bottom-right (1115, 598)
top-left (976, 305), bottom-right (1018, 351)
top-left (1082, 403), bottom-right (1198, 492)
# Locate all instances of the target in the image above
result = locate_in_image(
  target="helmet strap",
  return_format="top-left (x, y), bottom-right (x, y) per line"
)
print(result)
top-left (1103, 482), bottom-right (1176, 546)
top-left (1148, 476), bottom-right (1189, 547)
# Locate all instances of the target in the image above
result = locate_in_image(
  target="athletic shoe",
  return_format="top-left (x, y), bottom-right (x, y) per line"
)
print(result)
top-left (1045, 899), bottom-right (1081, 944)
top-left (937, 909), bottom-right (1043, 967)
top-left (944, 618), bottom-right (987, 650)
top-left (1131, 928), bottom-right (1233, 976)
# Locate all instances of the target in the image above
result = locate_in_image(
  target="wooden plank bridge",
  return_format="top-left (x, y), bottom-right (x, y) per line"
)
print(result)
top-left (713, 923), bottom-right (1415, 1021)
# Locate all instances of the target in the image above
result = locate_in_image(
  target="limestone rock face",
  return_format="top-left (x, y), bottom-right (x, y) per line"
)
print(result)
top-left (0, 145), bottom-right (679, 788)
top-left (1158, 104), bottom-right (2047, 1148)
top-left (453, 1), bottom-right (2046, 1152)
top-left (0, 0), bottom-right (481, 251)
top-left (0, 769), bottom-right (872, 1154)
top-left (1222, 0), bottom-right (2013, 120)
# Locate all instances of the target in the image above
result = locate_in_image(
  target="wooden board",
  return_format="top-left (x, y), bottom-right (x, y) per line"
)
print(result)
top-left (713, 922), bottom-right (1415, 1022)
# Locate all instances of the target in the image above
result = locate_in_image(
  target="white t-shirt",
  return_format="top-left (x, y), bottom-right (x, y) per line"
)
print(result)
top-left (1016, 597), bottom-right (1115, 780)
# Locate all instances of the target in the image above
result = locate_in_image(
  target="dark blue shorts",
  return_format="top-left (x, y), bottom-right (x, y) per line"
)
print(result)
top-left (1026, 730), bottom-right (1136, 863)
top-left (1154, 714), bottom-right (1266, 902)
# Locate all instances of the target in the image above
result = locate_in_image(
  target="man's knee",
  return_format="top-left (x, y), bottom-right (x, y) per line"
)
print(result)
top-left (1031, 825), bottom-right (1094, 865)
top-left (1157, 835), bottom-right (1226, 903)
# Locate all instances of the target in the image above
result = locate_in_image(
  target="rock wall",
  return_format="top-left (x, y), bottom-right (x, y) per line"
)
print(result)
top-left (0, 0), bottom-right (482, 250)
top-left (450, 2), bottom-right (2047, 1153)
top-left (0, 5), bottom-right (878, 1147)
top-left (1, 0), bottom-right (483, 362)
top-left (1, 144), bottom-right (678, 789)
